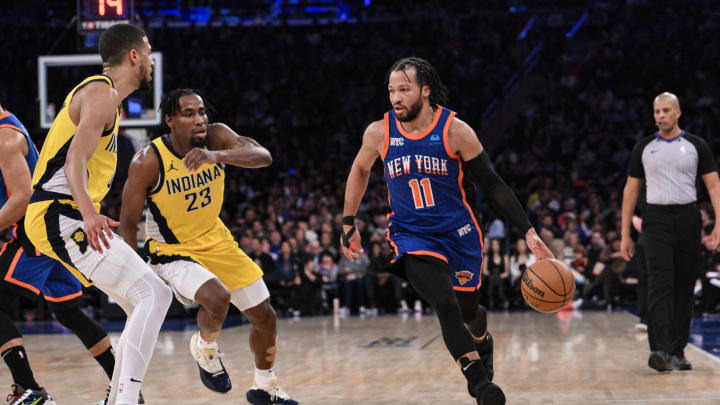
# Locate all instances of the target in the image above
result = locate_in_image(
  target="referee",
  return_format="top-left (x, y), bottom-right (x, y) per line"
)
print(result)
top-left (621, 92), bottom-right (720, 372)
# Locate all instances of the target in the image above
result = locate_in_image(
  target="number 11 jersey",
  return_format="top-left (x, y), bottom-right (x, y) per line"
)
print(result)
top-left (145, 136), bottom-right (225, 244)
top-left (382, 106), bottom-right (480, 235)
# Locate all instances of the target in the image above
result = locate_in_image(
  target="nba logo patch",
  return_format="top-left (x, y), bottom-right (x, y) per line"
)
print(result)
top-left (118, 383), bottom-right (124, 394)
top-left (455, 270), bottom-right (474, 285)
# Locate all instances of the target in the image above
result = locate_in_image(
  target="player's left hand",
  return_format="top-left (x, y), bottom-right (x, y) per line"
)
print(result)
top-left (709, 225), bottom-right (720, 251)
top-left (183, 148), bottom-right (218, 172)
top-left (340, 224), bottom-right (363, 262)
top-left (526, 228), bottom-right (554, 260)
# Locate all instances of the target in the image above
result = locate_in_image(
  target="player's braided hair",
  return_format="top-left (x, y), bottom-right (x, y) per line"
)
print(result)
top-left (386, 57), bottom-right (449, 109)
top-left (159, 88), bottom-right (216, 132)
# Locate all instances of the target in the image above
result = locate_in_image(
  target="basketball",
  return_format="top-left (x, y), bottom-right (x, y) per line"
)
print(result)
top-left (521, 259), bottom-right (576, 313)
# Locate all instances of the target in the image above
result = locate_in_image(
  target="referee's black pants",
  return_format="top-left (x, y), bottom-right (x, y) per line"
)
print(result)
top-left (642, 203), bottom-right (700, 357)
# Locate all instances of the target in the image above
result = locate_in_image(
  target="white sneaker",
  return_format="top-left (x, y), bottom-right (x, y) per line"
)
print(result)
top-left (190, 332), bottom-right (232, 393)
top-left (246, 377), bottom-right (299, 405)
top-left (635, 323), bottom-right (648, 333)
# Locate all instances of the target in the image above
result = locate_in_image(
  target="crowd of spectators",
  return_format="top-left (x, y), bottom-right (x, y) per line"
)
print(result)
top-left (3, 0), bottom-right (720, 319)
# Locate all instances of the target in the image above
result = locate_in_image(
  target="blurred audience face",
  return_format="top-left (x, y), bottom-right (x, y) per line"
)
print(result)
top-left (306, 240), bottom-right (320, 257)
top-left (270, 231), bottom-right (282, 246)
top-left (516, 239), bottom-right (528, 254)
top-left (280, 241), bottom-right (291, 256)
top-left (491, 238), bottom-right (501, 253)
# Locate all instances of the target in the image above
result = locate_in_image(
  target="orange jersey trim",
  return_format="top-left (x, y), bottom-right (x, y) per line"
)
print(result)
top-left (394, 106), bottom-right (443, 140)
top-left (0, 124), bottom-right (24, 134)
top-left (442, 112), bottom-right (459, 158)
top-left (44, 291), bottom-right (82, 302)
top-left (0, 111), bottom-right (10, 120)
top-left (4, 246), bottom-right (41, 295)
top-left (380, 112), bottom-right (390, 160)
top-left (444, 112), bottom-right (485, 277)
top-left (408, 250), bottom-right (448, 263)
top-left (385, 231), bottom-right (400, 258)
top-left (454, 283), bottom-right (481, 292)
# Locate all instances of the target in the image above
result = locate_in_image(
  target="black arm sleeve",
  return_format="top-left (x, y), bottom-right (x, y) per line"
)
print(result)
top-left (464, 151), bottom-right (532, 234)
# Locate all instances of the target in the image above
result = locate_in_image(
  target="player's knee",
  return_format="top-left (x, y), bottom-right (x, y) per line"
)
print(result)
top-left (0, 309), bottom-right (23, 349)
top-left (248, 300), bottom-right (276, 330)
top-left (136, 273), bottom-right (172, 311)
top-left (467, 305), bottom-right (487, 337)
top-left (433, 295), bottom-right (461, 318)
top-left (205, 290), bottom-right (231, 319)
top-left (53, 306), bottom-right (108, 348)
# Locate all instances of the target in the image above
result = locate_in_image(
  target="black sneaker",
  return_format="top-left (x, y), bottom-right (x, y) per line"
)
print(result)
top-left (475, 382), bottom-right (506, 405)
top-left (475, 332), bottom-right (494, 382)
top-left (460, 358), bottom-right (505, 404)
top-left (670, 354), bottom-right (692, 370)
top-left (648, 351), bottom-right (671, 372)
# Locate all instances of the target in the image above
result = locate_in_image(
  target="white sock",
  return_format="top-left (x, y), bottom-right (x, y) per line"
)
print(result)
top-left (197, 333), bottom-right (218, 349)
top-left (255, 367), bottom-right (276, 388)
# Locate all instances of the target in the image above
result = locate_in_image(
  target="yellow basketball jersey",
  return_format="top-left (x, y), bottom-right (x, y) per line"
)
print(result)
top-left (145, 136), bottom-right (226, 244)
top-left (31, 75), bottom-right (120, 209)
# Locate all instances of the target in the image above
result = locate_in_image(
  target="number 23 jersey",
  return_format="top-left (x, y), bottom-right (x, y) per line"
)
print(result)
top-left (145, 136), bottom-right (225, 244)
top-left (382, 106), bottom-right (480, 235)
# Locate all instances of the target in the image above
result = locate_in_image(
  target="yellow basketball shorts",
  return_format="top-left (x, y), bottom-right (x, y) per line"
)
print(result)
top-left (24, 199), bottom-right (104, 286)
top-left (144, 218), bottom-right (263, 292)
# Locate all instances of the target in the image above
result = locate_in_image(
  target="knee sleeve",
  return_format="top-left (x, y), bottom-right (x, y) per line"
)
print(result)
top-left (53, 306), bottom-right (108, 349)
top-left (466, 305), bottom-right (487, 338)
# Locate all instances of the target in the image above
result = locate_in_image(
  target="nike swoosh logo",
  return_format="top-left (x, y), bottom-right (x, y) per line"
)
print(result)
top-left (650, 150), bottom-right (658, 154)
top-left (462, 361), bottom-right (475, 372)
top-left (130, 378), bottom-right (143, 383)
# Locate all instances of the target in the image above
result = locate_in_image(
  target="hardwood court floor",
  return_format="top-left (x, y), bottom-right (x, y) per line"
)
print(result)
top-left (3, 311), bottom-right (720, 404)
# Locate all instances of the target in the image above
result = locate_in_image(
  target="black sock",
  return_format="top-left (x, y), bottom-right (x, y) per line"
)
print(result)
top-left (459, 357), bottom-right (489, 398)
top-left (94, 347), bottom-right (116, 379)
top-left (2, 346), bottom-right (41, 391)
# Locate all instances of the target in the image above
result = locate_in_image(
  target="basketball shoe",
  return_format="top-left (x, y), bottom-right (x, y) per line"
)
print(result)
top-left (91, 385), bottom-right (145, 405)
top-left (6, 384), bottom-right (56, 405)
top-left (246, 377), bottom-right (300, 405)
top-left (460, 358), bottom-right (505, 405)
top-left (190, 332), bottom-right (232, 393)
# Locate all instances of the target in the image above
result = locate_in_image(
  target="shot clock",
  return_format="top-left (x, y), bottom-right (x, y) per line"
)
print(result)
top-left (77, 0), bottom-right (134, 33)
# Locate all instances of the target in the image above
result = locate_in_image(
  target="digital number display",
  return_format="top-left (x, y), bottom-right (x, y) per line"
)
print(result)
top-left (77, 0), bottom-right (134, 33)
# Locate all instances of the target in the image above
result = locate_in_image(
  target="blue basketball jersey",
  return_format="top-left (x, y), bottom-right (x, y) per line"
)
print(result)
top-left (0, 110), bottom-right (38, 214)
top-left (382, 106), bottom-right (480, 235)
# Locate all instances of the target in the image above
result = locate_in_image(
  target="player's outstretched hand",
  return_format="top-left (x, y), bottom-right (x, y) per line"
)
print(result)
top-left (83, 211), bottom-right (120, 254)
top-left (183, 148), bottom-right (218, 172)
top-left (340, 224), bottom-right (363, 262)
top-left (526, 228), bottom-right (554, 260)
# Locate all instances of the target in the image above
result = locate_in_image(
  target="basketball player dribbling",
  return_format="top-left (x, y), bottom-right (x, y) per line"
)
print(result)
top-left (340, 57), bottom-right (554, 404)
top-left (23, 24), bottom-right (172, 405)
top-left (118, 89), bottom-right (299, 405)
top-left (0, 104), bottom-right (143, 405)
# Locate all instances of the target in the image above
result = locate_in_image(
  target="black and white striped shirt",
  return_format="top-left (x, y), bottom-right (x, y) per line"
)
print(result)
top-left (628, 131), bottom-right (717, 205)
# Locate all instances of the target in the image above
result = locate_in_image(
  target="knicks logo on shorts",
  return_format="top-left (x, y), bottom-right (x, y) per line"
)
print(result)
top-left (455, 270), bottom-right (474, 285)
top-left (72, 228), bottom-right (89, 254)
